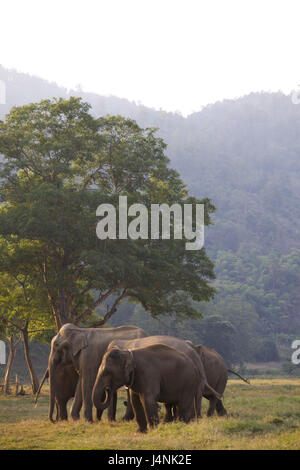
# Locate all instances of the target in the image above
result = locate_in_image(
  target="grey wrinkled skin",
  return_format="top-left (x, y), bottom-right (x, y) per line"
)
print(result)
top-left (93, 335), bottom-right (222, 423)
top-left (92, 344), bottom-right (201, 433)
top-left (46, 323), bottom-right (147, 422)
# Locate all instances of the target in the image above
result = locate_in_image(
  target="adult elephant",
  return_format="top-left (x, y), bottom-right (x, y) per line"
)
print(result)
top-left (95, 335), bottom-right (222, 421)
top-left (43, 323), bottom-right (147, 422)
top-left (191, 343), bottom-right (250, 417)
top-left (92, 344), bottom-right (203, 433)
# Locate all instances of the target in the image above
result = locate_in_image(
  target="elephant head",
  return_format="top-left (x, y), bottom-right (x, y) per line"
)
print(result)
top-left (48, 324), bottom-right (87, 421)
top-left (92, 348), bottom-right (134, 411)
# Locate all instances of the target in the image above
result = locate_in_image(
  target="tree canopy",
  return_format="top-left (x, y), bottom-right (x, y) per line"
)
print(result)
top-left (0, 97), bottom-right (216, 331)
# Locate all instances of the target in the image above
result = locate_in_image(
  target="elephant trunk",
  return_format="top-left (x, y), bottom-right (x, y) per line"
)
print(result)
top-left (34, 368), bottom-right (49, 406)
top-left (92, 380), bottom-right (112, 410)
top-left (49, 362), bottom-right (56, 422)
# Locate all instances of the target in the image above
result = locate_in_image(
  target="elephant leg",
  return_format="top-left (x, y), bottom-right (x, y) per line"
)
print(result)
top-left (195, 386), bottom-right (203, 418)
top-left (164, 404), bottom-right (174, 423)
top-left (81, 372), bottom-right (94, 423)
top-left (178, 396), bottom-right (195, 424)
top-left (70, 379), bottom-right (82, 421)
top-left (172, 404), bottom-right (178, 421)
top-left (177, 404), bottom-right (191, 423)
top-left (95, 389), bottom-right (107, 421)
top-left (123, 388), bottom-right (135, 421)
top-left (107, 391), bottom-right (117, 422)
top-left (216, 399), bottom-right (227, 417)
top-left (207, 396), bottom-right (217, 417)
top-left (96, 408), bottom-right (104, 421)
top-left (130, 390), bottom-right (148, 433)
top-left (55, 402), bottom-right (59, 422)
top-left (140, 394), bottom-right (159, 428)
top-left (58, 401), bottom-right (68, 421)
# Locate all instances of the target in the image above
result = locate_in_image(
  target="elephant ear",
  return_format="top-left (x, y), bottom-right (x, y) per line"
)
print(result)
top-left (72, 333), bottom-right (88, 356)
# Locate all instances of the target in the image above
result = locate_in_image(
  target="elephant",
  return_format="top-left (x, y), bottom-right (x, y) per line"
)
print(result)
top-left (95, 335), bottom-right (222, 422)
top-left (190, 343), bottom-right (250, 417)
top-left (92, 344), bottom-right (203, 433)
top-left (37, 323), bottom-right (147, 422)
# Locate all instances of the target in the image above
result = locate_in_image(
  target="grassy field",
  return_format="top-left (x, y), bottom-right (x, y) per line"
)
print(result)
top-left (0, 379), bottom-right (299, 450)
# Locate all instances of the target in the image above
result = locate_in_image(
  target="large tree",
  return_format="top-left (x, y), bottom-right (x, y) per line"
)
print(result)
top-left (0, 97), bottom-right (216, 330)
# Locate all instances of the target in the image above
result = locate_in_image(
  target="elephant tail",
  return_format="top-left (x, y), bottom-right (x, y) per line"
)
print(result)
top-left (193, 396), bottom-right (198, 422)
top-left (34, 368), bottom-right (49, 406)
top-left (228, 369), bottom-right (250, 384)
top-left (204, 382), bottom-right (223, 400)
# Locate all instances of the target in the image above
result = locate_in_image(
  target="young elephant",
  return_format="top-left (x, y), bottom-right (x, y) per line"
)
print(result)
top-left (92, 344), bottom-right (200, 433)
top-left (106, 335), bottom-right (222, 422)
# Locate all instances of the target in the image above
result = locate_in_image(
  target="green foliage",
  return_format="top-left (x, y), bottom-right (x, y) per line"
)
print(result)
top-left (192, 249), bottom-right (300, 364)
top-left (0, 97), bottom-right (215, 332)
top-left (254, 339), bottom-right (280, 363)
top-left (0, 270), bottom-right (54, 338)
top-left (111, 246), bottom-right (300, 365)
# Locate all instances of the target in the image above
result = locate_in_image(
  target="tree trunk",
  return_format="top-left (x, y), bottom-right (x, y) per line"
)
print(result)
top-left (58, 286), bottom-right (71, 327)
top-left (42, 258), bottom-right (70, 331)
top-left (21, 325), bottom-right (39, 394)
top-left (15, 374), bottom-right (19, 396)
top-left (3, 335), bottom-right (18, 395)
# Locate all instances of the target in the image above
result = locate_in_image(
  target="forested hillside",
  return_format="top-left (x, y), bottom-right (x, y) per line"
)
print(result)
top-left (1, 65), bottom-right (299, 369)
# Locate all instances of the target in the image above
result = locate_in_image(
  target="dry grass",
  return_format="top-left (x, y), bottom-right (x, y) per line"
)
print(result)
top-left (0, 379), bottom-right (299, 450)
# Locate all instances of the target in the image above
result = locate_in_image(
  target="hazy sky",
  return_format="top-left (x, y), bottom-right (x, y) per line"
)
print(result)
top-left (1, 0), bottom-right (300, 115)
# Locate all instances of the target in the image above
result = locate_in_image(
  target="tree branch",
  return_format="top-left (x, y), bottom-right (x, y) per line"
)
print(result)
top-left (74, 282), bottom-right (125, 324)
top-left (89, 287), bottom-right (128, 327)
top-left (40, 258), bottom-right (60, 330)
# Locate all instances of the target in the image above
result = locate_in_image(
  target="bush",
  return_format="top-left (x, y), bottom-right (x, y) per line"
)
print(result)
top-left (254, 339), bottom-right (280, 362)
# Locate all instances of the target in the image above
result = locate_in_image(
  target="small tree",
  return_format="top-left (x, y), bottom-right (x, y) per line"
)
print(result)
top-left (0, 269), bottom-right (54, 393)
top-left (0, 324), bottom-right (21, 395)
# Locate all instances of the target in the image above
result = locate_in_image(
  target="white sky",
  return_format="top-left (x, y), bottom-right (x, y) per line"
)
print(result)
top-left (1, 0), bottom-right (300, 115)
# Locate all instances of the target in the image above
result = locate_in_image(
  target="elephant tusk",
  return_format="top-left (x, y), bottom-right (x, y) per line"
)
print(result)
top-left (98, 387), bottom-right (111, 407)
